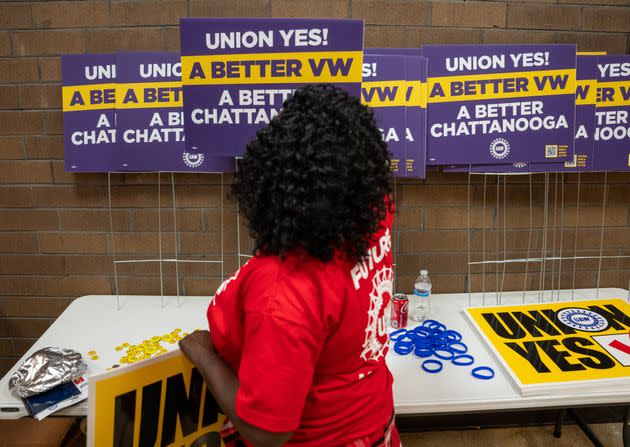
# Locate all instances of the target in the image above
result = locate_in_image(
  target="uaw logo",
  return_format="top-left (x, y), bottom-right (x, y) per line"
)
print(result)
top-left (557, 308), bottom-right (609, 332)
top-left (564, 154), bottom-right (578, 168)
top-left (489, 138), bottom-right (510, 159)
top-left (183, 151), bottom-right (204, 168)
top-left (360, 266), bottom-right (393, 362)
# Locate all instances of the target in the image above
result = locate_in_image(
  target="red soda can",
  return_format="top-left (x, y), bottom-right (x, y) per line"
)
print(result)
top-left (391, 293), bottom-right (409, 329)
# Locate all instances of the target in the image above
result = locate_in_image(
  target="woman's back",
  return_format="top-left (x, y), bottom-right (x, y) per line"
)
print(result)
top-left (208, 207), bottom-right (395, 446)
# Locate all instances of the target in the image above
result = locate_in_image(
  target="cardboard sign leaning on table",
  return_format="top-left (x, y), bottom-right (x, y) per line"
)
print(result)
top-left (88, 349), bottom-right (225, 447)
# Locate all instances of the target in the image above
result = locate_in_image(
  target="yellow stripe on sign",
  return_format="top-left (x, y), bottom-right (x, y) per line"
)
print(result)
top-left (406, 81), bottom-right (427, 108)
top-left (361, 80), bottom-right (427, 108)
top-left (596, 81), bottom-right (630, 108)
top-left (361, 80), bottom-right (407, 107)
top-left (427, 69), bottom-right (576, 103)
top-left (576, 79), bottom-right (597, 105)
top-left (577, 51), bottom-right (606, 55)
top-left (62, 83), bottom-right (117, 112)
top-left (116, 81), bottom-right (183, 109)
top-left (181, 51), bottom-right (363, 85)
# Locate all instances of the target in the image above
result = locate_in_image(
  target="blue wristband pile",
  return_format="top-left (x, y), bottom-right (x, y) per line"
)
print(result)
top-left (389, 328), bottom-right (408, 341)
top-left (413, 347), bottom-right (433, 358)
top-left (393, 340), bottom-right (414, 355)
top-left (388, 318), bottom-right (494, 380)
top-left (444, 330), bottom-right (462, 342)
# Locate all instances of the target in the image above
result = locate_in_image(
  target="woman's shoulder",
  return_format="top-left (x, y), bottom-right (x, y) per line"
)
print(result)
top-left (243, 252), bottom-right (346, 301)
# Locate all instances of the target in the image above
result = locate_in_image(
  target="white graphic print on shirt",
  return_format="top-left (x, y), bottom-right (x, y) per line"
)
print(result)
top-left (361, 266), bottom-right (393, 362)
top-left (350, 228), bottom-right (392, 290)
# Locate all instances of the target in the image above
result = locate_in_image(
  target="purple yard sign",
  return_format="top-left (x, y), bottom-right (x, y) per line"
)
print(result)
top-left (405, 55), bottom-right (428, 178)
top-left (62, 54), bottom-right (116, 172)
top-left (422, 44), bottom-right (577, 166)
top-left (180, 18), bottom-right (364, 158)
top-left (365, 48), bottom-right (428, 178)
top-left (115, 52), bottom-right (234, 172)
top-left (594, 55), bottom-right (630, 171)
top-left (361, 54), bottom-right (407, 176)
top-left (444, 55), bottom-right (597, 174)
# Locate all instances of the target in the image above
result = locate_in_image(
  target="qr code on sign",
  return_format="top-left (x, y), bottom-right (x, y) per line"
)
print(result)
top-left (545, 145), bottom-right (558, 158)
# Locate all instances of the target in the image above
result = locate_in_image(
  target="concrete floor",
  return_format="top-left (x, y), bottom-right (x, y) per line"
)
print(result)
top-left (0, 420), bottom-right (624, 446)
top-left (400, 423), bottom-right (623, 447)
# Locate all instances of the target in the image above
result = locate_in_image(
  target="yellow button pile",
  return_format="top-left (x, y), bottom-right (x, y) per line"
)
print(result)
top-left (117, 328), bottom-right (189, 365)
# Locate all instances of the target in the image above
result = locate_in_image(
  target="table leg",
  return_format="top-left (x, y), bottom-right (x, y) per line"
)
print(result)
top-left (567, 408), bottom-right (605, 447)
top-left (623, 406), bottom-right (629, 447)
top-left (553, 408), bottom-right (566, 438)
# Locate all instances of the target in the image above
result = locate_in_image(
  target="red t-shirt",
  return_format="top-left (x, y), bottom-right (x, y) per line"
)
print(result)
top-left (207, 206), bottom-right (394, 446)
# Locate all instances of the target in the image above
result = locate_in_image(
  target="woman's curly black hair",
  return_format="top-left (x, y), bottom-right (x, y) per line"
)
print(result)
top-left (232, 84), bottom-right (393, 263)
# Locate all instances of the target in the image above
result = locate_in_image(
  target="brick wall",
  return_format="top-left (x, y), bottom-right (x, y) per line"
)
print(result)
top-left (0, 0), bottom-right (629, 375)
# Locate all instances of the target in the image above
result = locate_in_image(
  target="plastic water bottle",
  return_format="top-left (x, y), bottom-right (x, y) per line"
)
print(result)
top-left (411, 269), bottom-right (432, 322)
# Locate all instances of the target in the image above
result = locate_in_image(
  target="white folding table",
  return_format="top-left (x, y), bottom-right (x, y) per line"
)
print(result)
top-left (1, 289), bottom-right (629, 445)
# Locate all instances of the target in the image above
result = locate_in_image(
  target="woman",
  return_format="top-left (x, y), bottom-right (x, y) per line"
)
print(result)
top-left (179, 84), bottom-right (399, 447)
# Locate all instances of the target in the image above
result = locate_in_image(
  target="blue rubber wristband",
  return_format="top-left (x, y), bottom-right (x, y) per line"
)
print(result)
top-left (411, 336), bottom-right (432, 348)
top-left (421, 359), bottom-right (443, 374)
top-left (430, 336), bottom-right (448, 348)
top-left (421, 319), bottom-right (442, 329)
top-left (393, 341), bottom-right (414, 355)
top-left (412, 326), bottom-right (432, 337)
top-left (413, 347), bottom-right (433, 358)
top-left (389, 329), bottom-right (408, 341)
top-left (430, 332), bottom-right (448, 341)
top-left (444, 330), bottom-right (462, 342)
top-left (448, 342), bottom-right (468, 354)
top-left (414, 340), bottom-right (433, 351)
top-left (433, 348), bottom-right (455, 360)
top-left (452, 354), bottom-right (475, 366)
top-left (472, 366), bottom-right (495, 380)
top-left (422, 322), bottom-right (447, 333)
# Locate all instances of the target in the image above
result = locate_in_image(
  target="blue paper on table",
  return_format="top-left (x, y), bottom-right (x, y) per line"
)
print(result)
top-left (22, 377), bottom-right (86, 419)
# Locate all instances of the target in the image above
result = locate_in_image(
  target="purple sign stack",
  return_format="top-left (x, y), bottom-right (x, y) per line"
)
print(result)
top-left (422, 44), bottom-right (577, 166)
top-left (404, 55), bottom-right (428, 178)
top-left (62, 22), bottom-right (626, 177)
top-left (62, 54), bottom-right (117, 172)
top-left (445, 54), bottom-right (597, 174)
top-left (179, 18), bottom-right (364, 158)
top-left (365, 48), bottom-right (428, 178)
top-left (115, 52), bottom-right (234, 172)
top-left (361, 54), bottom-right (407, 176)
top-left (594, 55), bottom-right (630, 171)
top-left (115, 52), bottom-right (185, 171)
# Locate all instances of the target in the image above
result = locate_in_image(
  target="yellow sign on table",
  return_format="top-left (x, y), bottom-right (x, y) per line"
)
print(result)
top-left (88, 349), bottom-right (225, 447)
top-left (465, 298), bottom-right (630, 395)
